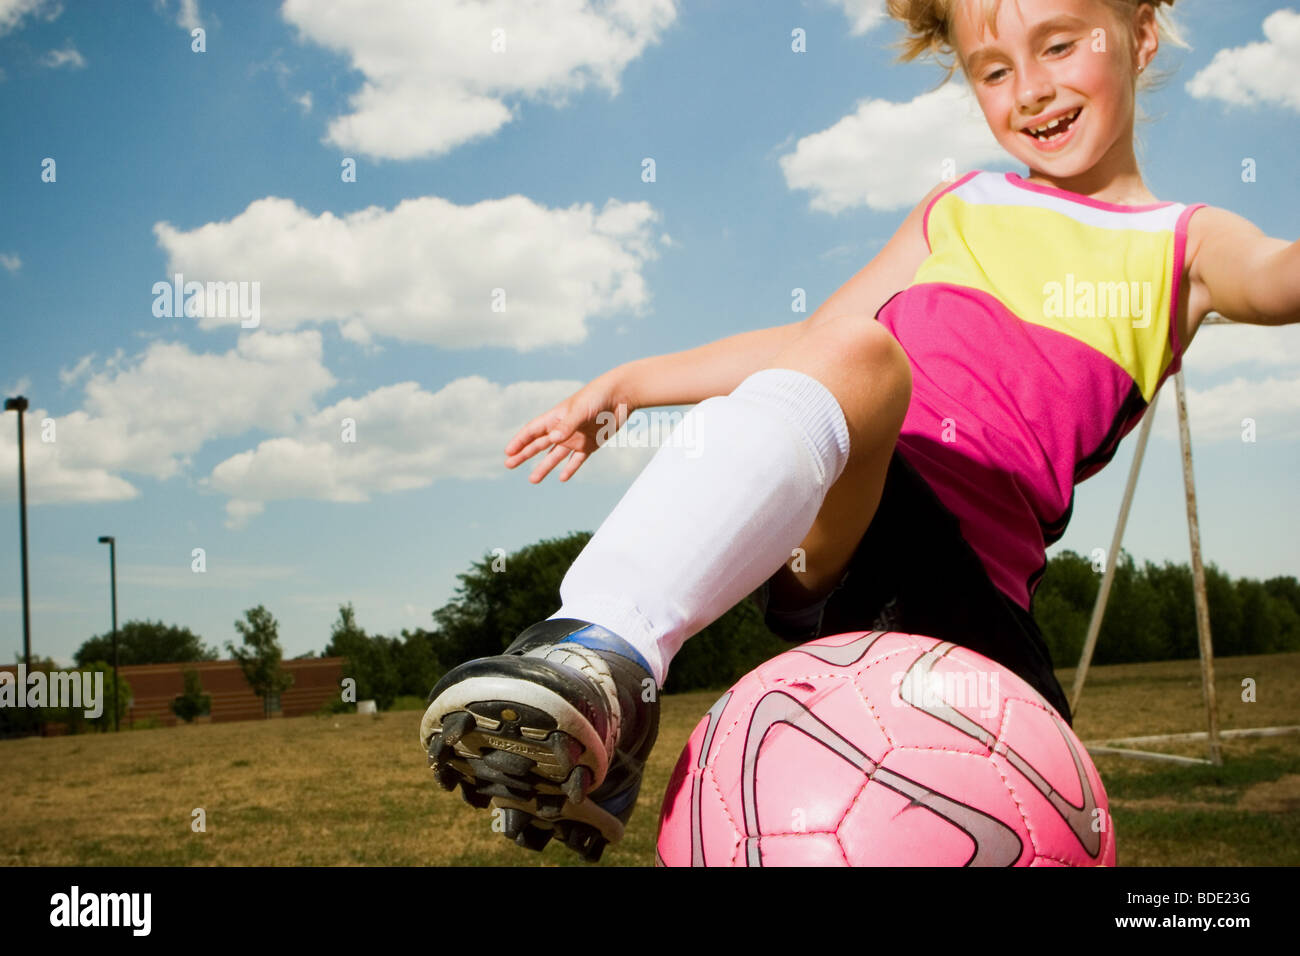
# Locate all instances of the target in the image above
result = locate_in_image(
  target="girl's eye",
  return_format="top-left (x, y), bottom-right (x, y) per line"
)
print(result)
top-left (982, 40), bottom-right (1074, 83)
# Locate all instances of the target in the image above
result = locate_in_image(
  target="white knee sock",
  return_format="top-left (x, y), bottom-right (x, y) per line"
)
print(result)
top-left (547, 367), bottom-right (851, 686)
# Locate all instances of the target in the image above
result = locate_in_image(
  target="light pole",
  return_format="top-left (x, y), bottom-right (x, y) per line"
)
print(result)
top-left (4, 396), bottom-right (31, 675)
top-left (97, 535), bottom-right (119, 732)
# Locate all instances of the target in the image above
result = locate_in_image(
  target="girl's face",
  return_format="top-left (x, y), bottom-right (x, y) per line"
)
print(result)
top-left (952, 0), bottom-right (1153, 181)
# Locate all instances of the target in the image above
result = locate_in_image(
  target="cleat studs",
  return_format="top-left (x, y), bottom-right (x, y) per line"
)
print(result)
top-left (561, 766), bottom-right (589, 805)
top-left (480, 748), bottom-right (535, 778)
top-left (439, 711), bottom-right (476, 748)
top-left (427, 731), bottom-right (456, 765)
top-left (500, 808), bottom-right (529, 839)
top-left (480, 781), bottom-right (523, 799)
top-left (433, 762), bottom-right (460, 791)
top-left (564, 824), bottom-right (591, 852)
top-left (458, 782), bottom-right (491, 809)
top-left (500, 708), bottom-right (518, 721)
top-left (517, 824), bottom-right (553, 851)
top-left (548, 733), bottom-right (582, 765)
top-left (472, 762), bottom-right (526, 788)
top-left (535, 796), bottom-right (565, 820)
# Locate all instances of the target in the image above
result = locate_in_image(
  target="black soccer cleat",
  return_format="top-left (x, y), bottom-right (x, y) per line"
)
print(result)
top-left (420, 618), bottom-right (660, 862)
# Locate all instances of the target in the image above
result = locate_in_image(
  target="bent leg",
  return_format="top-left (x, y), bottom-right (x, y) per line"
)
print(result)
top-left (764, 314), bottom-right (912, 609)
top-left (548, 314), bottom-right (909, 686)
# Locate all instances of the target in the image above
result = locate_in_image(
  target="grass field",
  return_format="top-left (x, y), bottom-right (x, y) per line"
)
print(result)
top-left (2, 651), bottom-right (1297, 866)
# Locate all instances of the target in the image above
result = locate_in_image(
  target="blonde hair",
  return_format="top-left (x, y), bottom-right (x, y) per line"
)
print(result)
top-left (885, 0), bottom-right (1190, 93)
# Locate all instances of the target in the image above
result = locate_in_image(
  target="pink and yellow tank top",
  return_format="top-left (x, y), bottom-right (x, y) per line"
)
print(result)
top-left (875, 169), bottom-right (1206, 612)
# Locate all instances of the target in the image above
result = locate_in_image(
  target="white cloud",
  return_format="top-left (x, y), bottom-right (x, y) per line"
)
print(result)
top-left (0, 332), bottom-right (336, 504)
top-left (0, 427), bottom-right (139, 505)
top-left (1149, 374), bottom-right (1300, 444)
top-left (207, 374), bottom-right (665, 528)
top-left (1146, 323), bottom-right (1300, 444)
top-left (153, 193), bottom-right (661, 349)
top-left (177, 0), bottom-right (201, 31)
top-left (1182, 322), bottom-right (1300, 374)
top-left (3, 332), bottom-right (665, 521)
top-left (295, 91), bottom-right (312, 113)
top-left (153, 0), bottom-right (202, 31)
top-left (280, 0), bottom-right (677, 161)
top-left (0, 0), bottom-right (60, 37)
top-left (828, 0), bottom-right (889, 36)
top-left (1185, 9), bottom-right (1300, 113)
top-left (0, 252), bottom-right (20, 272)
top-left (40, 44), bottom-right (84, 69)
top-left (779, 82), bottom-right (1008, 214)
top-left (58, 353), bottom-right (95, 386)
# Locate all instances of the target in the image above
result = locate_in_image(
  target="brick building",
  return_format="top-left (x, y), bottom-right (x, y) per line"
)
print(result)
top-left (0, 657), bottom-right (345, 728)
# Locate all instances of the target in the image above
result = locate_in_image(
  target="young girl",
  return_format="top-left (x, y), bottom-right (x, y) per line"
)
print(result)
top-left (420, 0), bottom-right (1300, 862)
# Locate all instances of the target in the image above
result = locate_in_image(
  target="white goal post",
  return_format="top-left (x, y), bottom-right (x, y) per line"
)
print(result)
top-left (1069, 313), bottom-right (1300, 765)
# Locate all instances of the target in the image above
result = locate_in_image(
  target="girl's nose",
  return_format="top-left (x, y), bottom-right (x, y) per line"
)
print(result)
top-left (1015, 58), bottom-right (1055, 112)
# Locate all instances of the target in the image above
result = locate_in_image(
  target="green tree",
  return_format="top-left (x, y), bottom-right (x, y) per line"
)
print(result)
top-left (1042, 549), bottom-right (1101, 611)
top-left (75, 619), bottom-right (217, 667)
top-left (1143, 559), bottom-right (1198, 659)
top-left (0, 657), bottom-right (130, 736)
top-left (429, 534), bottom-right (584, 668)
top-left (226, 605), bottom-right (293, 717)
top-left (1262, 576), bottom-right (1300, 652)
top-left (1031, 549), bottom-right (1100, 665)
top-left (170, 668), bottom-right (212, 723)
top-left (659, 597), bottom-right (788, 694)
top-left (1263, 576), bottom-right (1300, 618)
top-left (428, 531), bottom-right (787, 694)
top-left (47, 662), bottom-right (133, 734)
top-left (1031, 587), bottom-right (1089, 667)
top-left (395, 627), bottom-right (441, 698)
top-left (1203, 563), bottom-right (1244, 656)
top-left (324, 603), bottom-right (400, 709)
top-left (0, 655), bottom-right (58, 737)
top-left (1095, 550), bottom-right (1170, 663)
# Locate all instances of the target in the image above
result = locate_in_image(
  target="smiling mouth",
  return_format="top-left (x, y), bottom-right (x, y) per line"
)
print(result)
top-left (1022, 107), bottom-right (1082, 142)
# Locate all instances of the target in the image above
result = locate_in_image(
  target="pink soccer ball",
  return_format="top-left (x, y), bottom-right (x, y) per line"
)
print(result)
top-left (656, 630), bottom-right (1115, 866)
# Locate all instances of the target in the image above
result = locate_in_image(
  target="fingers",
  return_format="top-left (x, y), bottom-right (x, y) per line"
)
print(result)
top-left (506, 423), bottom-right (569, 468)
top-left (505, 420), bottom-right (550, 458)
top-left (506, 412), bottom-right (574, 465)
top-left (528, 443), bottom-right (576, 483)
top-left (505, 432), bottom-right (553, 468)
top-left (506, 407), bottom-right (566, 451)
top-left (556, 449), bottom-right (587, 482)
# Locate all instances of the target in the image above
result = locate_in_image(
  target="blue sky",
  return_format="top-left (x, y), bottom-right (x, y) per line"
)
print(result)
top-left (1, 0), bottom-right (1297, 666)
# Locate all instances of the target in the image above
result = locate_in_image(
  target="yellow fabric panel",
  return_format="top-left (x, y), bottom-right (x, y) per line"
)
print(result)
top-left (914, 194), bottom-right (1177, 401)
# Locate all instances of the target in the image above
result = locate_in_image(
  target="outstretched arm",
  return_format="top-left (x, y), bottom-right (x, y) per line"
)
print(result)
top-left (1192, 207), bottom-right (1300, 326)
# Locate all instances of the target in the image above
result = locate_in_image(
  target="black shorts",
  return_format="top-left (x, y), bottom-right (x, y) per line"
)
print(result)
top-left (750, 449), bottom-right (1072, 725)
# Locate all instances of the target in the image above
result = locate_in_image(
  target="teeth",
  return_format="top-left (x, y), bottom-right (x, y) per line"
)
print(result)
top-left (1029, 109), bottom-right (1079, 136)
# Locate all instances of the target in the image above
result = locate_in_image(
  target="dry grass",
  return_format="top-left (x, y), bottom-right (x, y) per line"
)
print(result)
top-left (2, 651), bottom-right (1296, 866)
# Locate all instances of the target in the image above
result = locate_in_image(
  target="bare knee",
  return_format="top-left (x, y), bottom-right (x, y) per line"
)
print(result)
top-left (770, 313), bottom-right (911, 452)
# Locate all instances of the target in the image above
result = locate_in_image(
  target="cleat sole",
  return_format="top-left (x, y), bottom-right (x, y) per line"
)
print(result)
top-left (420, 676), bottom-right (610, 787)
top-left (420, 636), bottom-right (656, 861)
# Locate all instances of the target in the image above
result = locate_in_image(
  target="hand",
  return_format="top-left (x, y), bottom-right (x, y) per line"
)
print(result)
top-left (505, 370), bottom-right (635, 483)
